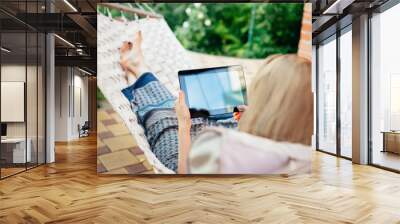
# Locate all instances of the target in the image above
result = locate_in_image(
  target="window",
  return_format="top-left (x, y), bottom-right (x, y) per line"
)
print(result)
top-left (339, 28), bottom-right (352, 158)
top-left (317, 37), bottom-right (337, 154)
top-left (370, 3), bottom-right (400, 171)
top-left (390, 74), bottom-right (400, 130)
top-left (0, 1), bottom-right (46, 179)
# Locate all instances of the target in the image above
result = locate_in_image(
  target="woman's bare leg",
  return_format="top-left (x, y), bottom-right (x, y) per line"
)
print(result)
top-left (119, 31), bottom-right (149, 81)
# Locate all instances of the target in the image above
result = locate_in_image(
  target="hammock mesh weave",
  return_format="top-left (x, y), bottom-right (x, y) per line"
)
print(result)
top-left (97, 14), bottom-right (199, 173)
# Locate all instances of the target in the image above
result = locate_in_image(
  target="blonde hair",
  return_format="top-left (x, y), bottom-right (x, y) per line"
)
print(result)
top-left (238, 54), bottom-right (313, 145)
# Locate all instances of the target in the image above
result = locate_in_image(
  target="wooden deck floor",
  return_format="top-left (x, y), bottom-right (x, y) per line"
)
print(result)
top-left (0, 135), bottom-right (399, 223)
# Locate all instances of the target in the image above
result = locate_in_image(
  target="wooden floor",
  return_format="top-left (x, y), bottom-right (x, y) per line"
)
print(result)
top-left (0, 135), bottom-right (400, 223)
top-left (1, 167), bottom-right (26, 178)
top-left (372, 150), bottom-right (400, 171)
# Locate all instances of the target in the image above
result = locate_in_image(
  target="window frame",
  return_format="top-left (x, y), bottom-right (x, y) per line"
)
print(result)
top-left (367, 0), bottom-right (400, 173)
top-left (314, 21), bottom-right (353, 160)
top-left (0, 0), bottom-right (48, 180)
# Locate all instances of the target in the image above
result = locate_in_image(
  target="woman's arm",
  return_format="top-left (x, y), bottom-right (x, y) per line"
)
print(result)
top-left (177, 122), bottom-right (191, 174)
top-left (175, 91), bottom-right (192, 174)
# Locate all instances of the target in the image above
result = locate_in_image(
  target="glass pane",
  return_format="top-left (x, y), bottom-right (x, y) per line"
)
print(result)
top-left (340, 29), bottom-right (352, 158)
top-left (38, 32), bottom-right (45, 165)
top-left (1, 31), bottom-right (27, 177)
top-left (318, 37), bottom-right (337, 154)
top-left (312, 45), bottom-right (317, 149)
top-left (371, 4), bottom-right (400, 171)
top-left (27, 31), bottom-right (38, 169)
top-left (0, 0), bottom-right (46, 178)
top-left (26, 1), bottom-right (38, 169)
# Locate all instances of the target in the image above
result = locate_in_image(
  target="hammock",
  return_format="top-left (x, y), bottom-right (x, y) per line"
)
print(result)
top-left (97, 11), bottom-right (199, 174)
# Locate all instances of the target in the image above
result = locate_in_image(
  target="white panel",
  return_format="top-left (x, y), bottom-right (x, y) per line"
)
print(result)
top-left (1, 82), bottom-right (25, 122)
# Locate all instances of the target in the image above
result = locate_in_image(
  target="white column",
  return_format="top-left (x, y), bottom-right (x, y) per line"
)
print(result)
top-left (46, 33), bottom-right (55, 163)
top-left (352, 14), bottom-right (369, 164)
top-left (45, 0), bottom-right (55, 163)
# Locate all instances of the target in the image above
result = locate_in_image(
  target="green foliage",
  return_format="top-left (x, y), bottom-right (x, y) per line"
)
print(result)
top-left (153, 3), bottom-right (304, 59)
top-left (97, 3), bottom-right (138, 21)
top-left (98, 3), bottom-right (304, 59)
top-left (97, 87), bottom-right (106, 101)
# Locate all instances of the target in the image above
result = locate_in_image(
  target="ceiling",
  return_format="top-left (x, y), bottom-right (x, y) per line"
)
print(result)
top-left (0, 0), bottom-right (98, 74)
top-left (0, 31), bottom-right (45, 64)
top-left (311, 0), bottom-right (390, 43)
top-left (1, 0), bottom-right (394, 74)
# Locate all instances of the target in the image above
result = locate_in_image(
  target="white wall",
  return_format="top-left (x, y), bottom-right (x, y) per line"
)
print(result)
top-left (55, 67), bottom-right (69, 141)
top-left (72, 73), bottom-right (89, 138)
top-left (1, 65), bottom-right (39, 138)
top-left (54, 67), bottom-right (89, 141)
top-left (1, 65), bottom-right (26, 137)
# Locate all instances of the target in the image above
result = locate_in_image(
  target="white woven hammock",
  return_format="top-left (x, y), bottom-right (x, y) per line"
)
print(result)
top-left (97, 13), bottom-right (199, 174)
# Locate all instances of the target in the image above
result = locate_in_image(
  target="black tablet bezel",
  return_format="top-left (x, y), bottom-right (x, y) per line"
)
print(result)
top-left (178, 65), bottom-right (247, 117)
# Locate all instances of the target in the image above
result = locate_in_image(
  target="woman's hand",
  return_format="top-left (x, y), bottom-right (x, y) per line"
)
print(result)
top-left (175, 91), bottom-right (191, 130)
top-left (175, 91), bottom-right (192, 174)
top-left (233, 105), bottom-right (248, 121)
top-left (237, 105), bottom-right (248, 112)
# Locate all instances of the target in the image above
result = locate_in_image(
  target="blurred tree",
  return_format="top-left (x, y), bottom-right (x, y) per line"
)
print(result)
top-left (98, 3), bottom-right (303, 59)
top-left (153, 3), bottom-right (304, 59)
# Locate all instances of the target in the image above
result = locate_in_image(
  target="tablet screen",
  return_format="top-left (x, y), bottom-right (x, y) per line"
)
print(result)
top-left (178, 65), bottom-right (247, 116)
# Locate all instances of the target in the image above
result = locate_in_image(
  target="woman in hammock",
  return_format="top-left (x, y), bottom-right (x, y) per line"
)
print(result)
top-left (120, 31), bottom-right (239, 172)
top-left (120, 31), bottom-right (313, 174)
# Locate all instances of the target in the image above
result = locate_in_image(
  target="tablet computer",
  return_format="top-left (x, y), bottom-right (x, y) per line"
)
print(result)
top-left (178, 65), bottom-right (247, 119)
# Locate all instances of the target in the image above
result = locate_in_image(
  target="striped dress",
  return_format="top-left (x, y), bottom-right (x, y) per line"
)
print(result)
top-left (122, 73), bottom-right (237, 172)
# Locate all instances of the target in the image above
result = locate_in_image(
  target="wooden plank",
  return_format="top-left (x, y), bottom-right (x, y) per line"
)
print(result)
top-left (98, 3), bottom-right (162, 19)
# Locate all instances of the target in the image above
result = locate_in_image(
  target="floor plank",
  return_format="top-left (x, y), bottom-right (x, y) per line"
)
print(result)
top-left (0, 135), bottom-right (399, 223)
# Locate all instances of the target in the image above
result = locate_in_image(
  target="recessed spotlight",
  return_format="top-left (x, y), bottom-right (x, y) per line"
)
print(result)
top-left (63, 0), bottom-right (78, 12)
top-left (1, 47), bottom-right (11, 53)
top-left (323, 0), bottom-right (353, 15)
top-left (54, 34), bottom-right (75, 48)
top-left (78, 67), bottom-right (92, 76)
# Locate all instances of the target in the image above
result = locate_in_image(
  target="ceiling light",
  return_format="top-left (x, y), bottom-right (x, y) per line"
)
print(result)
top-left (78, 67), bottom-right (92, 76)
top-left (323, 0), bottom-right (354, 15)
top-left (54, 34), bottom-right (75, 48)
top-left (63, 0), bottom-right (78, 12)
top-left (76, 48), bottom-right (84, 55)
top-left (1, 47), bottom-right (11, 53)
